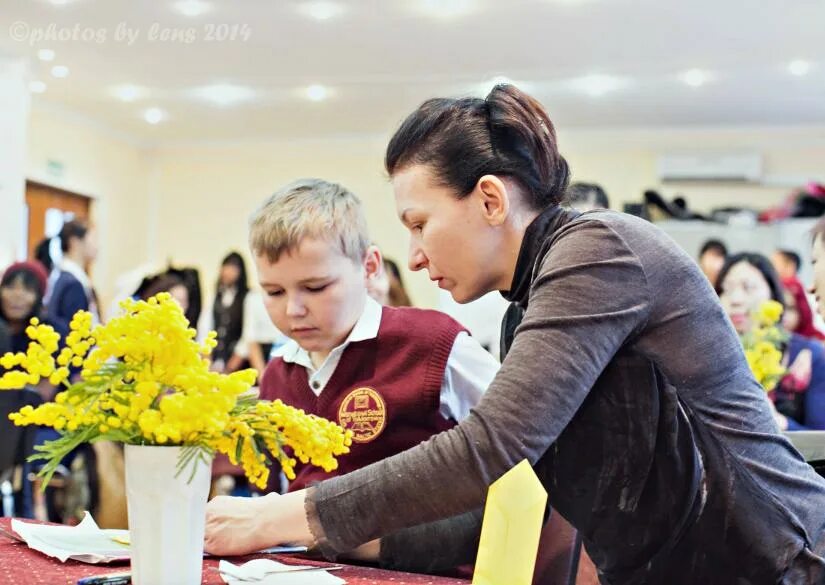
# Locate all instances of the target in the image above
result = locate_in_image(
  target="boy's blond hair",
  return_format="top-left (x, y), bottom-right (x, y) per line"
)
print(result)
top-left (249, 178), bottom-right (370, 263)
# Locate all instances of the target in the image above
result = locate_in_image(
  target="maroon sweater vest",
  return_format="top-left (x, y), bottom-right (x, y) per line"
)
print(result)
top-left (259, 306), bottom-right (467, 492)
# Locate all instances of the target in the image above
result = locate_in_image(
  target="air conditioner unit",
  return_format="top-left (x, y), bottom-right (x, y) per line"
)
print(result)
top-left (657, 152), bottom-right (763, 183)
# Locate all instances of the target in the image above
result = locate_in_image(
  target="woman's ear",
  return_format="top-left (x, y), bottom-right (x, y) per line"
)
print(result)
top-left (474, 175), bottom-right (510, 227)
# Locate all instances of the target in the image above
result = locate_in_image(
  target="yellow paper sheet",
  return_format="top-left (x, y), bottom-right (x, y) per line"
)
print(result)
top-left (473, 459), bottom-right (548, 585)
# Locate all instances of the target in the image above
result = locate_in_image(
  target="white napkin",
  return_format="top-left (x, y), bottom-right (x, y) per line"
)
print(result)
top-left (218, 559), bottom-right (346, 584)
top-left (11, 512), bottom-right (130, 563)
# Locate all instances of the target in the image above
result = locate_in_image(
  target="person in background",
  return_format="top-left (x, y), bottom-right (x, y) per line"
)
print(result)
top-left (138, 273), bottom-right (190, 314)
top-left (0, 262), bottom-right (72, 521)
top-left (717, 252), bottom-right (825, 430)
top-left (782, 276), bottom-right (825, 342)
top-left (810, 218), bottom-right (825, 321)
top-left (47, 220), bottom-right (100, 329)
top-left (772, 249), bottom-right (801, 282)
top-left (33, 237), bottom-right (60, 306)
top-left (566, 182), bottom-right (609, 212)
top-left (0, 262), bottom-right (67, 401)
top-left (366, 257), bottom-right (413, 307)
top-left (0, 314), bottom-right (9, 354)
top-left (224, 289), bottom-right (288, 376)
top-left (383, 258), bottom-right (413, 307)
top-left (698, 239), bottom-right (728, 287)
top-left (201, 253), bottom-right (248, 372)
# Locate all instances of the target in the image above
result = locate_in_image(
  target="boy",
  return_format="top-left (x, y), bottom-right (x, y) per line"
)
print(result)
top-left (250, 178), bottom-right (499, 492)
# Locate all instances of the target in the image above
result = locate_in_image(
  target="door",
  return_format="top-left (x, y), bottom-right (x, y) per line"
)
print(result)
top-left (25, 181), bottom-right (92, 262)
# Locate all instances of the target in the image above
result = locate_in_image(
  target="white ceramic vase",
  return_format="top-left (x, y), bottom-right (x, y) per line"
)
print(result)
top-left (124, 444), bottom-right (211, 585)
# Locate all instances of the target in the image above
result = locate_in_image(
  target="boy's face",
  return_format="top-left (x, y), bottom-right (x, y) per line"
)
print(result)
top-left (254, 238), bottom-right (373, 357)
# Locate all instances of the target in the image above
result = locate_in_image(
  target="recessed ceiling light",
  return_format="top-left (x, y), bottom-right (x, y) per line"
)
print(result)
top-left (788, 59), bottom-right (811, 76)
top-left (305, 84), bottom-right (329, 102)
top-left (111, 84), bottom-right (145, 102)
top-left (414, 0), bottom-right (476, 19)
top-left (173, 0), bottom-right (212, 17)
top-left (29, 81), bottom-right (47, 94)
top-left (191, 83), bottom-right (256, 106)
top-left (51, 65), bottom-right (69, 78)
top-left (681, 69), bottom-right (711, 88)
top-left (297, 1), bottom-right (345, 20)
top-left (49, 0), bottom-right (75, 5)
top-left (38, 49), bottom-right (55, 62)
top-left (143, 107), bottom-right (166, 125)
top-left (569, 74), bottom-right (625, 97)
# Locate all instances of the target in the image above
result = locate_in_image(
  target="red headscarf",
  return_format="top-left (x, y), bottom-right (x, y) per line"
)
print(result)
top-left (783, 276), bottom-right (825, 341)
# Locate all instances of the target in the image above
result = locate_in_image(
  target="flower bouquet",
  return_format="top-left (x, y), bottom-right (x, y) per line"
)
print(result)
top-left (741, 300), bottom-right (788, 392)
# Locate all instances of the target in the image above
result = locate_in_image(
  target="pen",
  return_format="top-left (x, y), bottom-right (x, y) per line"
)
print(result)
top-left (76, 572), bottom-right (131, 585)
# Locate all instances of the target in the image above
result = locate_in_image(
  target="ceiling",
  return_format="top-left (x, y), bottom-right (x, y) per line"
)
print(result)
top-left (1, 0), bottom-right (824, 144)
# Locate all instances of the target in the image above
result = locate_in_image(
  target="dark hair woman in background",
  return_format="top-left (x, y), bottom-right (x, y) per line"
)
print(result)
top-left (208, 252), bottom-right (248, 372)
top-left (205, 85), bottom-right (825, 584)
top-left (0, 262), bottom-right (72, 520)
top-left (717, 252), bottom-right (825, 431)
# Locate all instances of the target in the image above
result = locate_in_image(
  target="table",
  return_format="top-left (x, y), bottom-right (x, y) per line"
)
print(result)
top-left (0, 518), bottom-right (469, 585)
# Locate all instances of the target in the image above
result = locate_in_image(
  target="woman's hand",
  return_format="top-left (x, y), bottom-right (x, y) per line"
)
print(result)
top-left (204, 493), bottom-right (278, 555)
top-left (204, 489), bottom-right (314, 556)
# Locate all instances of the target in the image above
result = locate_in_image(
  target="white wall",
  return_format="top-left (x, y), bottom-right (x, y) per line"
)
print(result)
top-left (0, 58), bottom-right (30, 268)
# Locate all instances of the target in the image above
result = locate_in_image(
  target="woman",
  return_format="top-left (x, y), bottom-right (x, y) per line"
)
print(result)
top-left (202, 252), bottom-right (248, 372)
top-left (47, 220), bottom-right (100, 328)
top-left (138, 272), bottom-right (190, 314)
top-left (783, 275), bottom-right (825, 341)
top-left (0, 262), bottom-right (70, 519)
top-left (0, 262), bottom-right (67, 390)
top-left (205, 85), bottom-right (825, 584)
top-left (717, 253), bottom-right (825, 431)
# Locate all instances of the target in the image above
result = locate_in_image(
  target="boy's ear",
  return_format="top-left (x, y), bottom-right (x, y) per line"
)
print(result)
top-left (363, 245), bottom-right (383, 280)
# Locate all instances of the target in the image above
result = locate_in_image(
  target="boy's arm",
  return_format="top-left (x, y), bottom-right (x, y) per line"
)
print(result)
top-left (440, 332), bottom-right (500, 421)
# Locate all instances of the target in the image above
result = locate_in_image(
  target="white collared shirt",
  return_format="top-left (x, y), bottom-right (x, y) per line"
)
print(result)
top-left (273, 296), bottom-right (499, 421)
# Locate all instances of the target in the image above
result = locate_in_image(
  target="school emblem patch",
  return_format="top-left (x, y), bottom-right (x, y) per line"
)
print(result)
top-left (337, 387), bottom-right (387, 443)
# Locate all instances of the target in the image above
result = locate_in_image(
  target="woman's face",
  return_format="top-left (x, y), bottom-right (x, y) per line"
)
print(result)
top-left (391, 165), bottom-right (508, 304)
top-left (783, 290), bottom-right (800, 332)
top-left (0, 277), bottom-right (38, 324)
top-left (82, 229), bottom-right (98, 263)
top-left (718, 261), bottom-right (773, 334)
top-left (220, 263), bottom-right (241, 287)
top-left (169, 284), bottom-right (190, 314)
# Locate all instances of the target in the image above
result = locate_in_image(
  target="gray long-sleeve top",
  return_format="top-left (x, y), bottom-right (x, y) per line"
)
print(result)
top-left (306, 207), bottom-right (825, 584)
